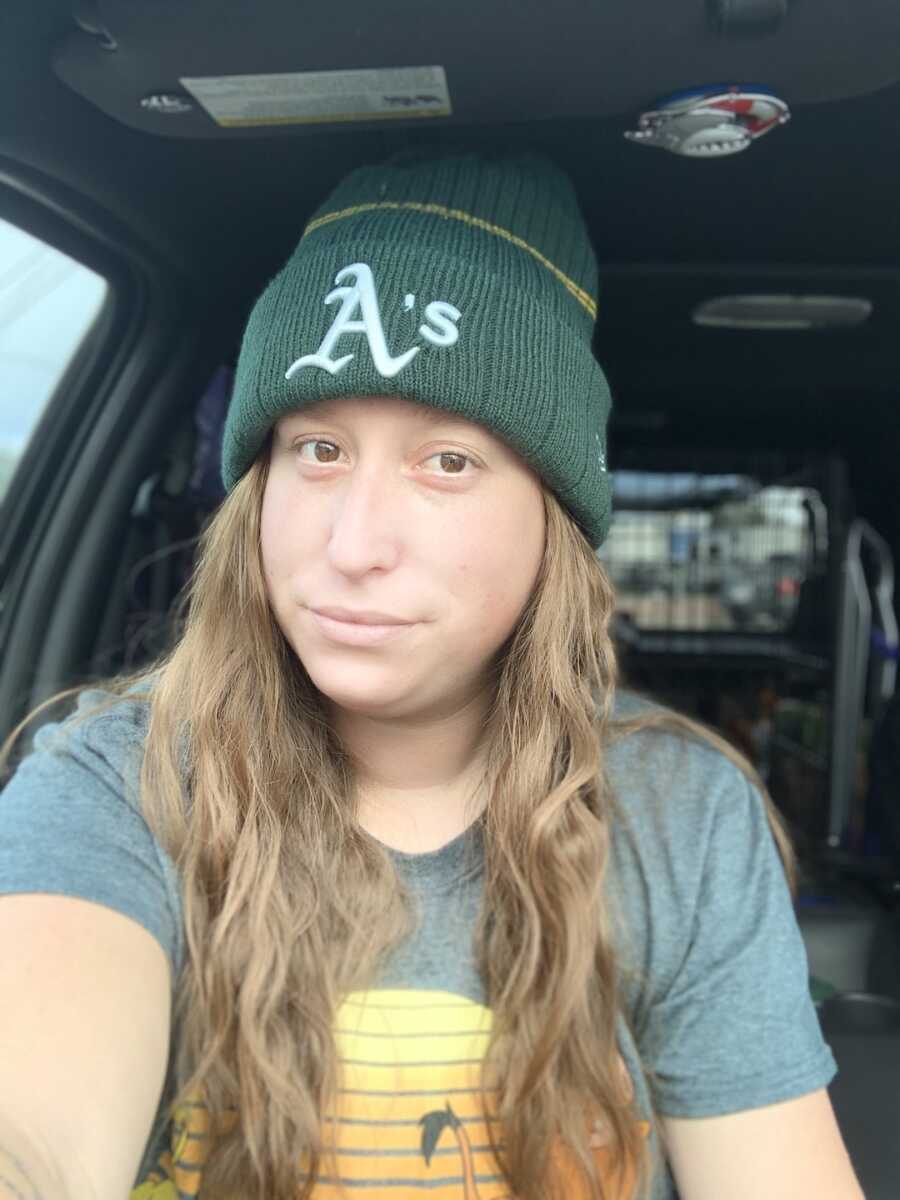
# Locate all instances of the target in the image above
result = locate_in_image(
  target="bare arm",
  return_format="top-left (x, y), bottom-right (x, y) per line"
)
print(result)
top-left (0, 894), bottom-right (172, 1200)
top-left (662, 1089), bottom-right (865, 1200)
top-left (0, 1112), bottom-right (84, 1200)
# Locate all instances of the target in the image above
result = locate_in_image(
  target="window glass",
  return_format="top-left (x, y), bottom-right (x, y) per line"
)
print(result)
top-left (599, 472), bottom-right (828, 633)
top-left (0, 218), bottom-right (107, 504)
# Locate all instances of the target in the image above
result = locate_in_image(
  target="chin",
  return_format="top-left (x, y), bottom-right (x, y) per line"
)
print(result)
top-left (298, 654), bottom-right (419, 710)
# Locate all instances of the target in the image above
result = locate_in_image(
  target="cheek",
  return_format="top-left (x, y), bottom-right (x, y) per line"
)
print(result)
top-left (259, 475), bottom-right (303, 583)
top-left (481, 487), bottom-right (545, 591)
top-left (454, 521), bottom-right (543, 634)
top-left (258, 494), bottom-right (279, 581)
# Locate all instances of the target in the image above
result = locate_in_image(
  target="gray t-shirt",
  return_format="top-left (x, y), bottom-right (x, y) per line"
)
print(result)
top-left (0, 685), bottom-right (837, 1199)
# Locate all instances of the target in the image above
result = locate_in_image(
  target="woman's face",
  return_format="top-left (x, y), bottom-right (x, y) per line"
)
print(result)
top-left (260, 395), bottom-right (546, 721)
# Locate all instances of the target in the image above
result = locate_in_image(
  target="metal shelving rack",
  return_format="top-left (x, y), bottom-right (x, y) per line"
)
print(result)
top-left (603, 452), bottom-right (899, 868)
top-left (828, 520), bottom-right (897, 849)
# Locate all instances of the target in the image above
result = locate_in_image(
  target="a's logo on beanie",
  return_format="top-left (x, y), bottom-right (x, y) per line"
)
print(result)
top-left (285, 262), bottom-right (461, 381)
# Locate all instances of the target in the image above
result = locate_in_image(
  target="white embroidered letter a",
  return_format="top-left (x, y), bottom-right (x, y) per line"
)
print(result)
top-left (285, 262), bottom-right (420, 380)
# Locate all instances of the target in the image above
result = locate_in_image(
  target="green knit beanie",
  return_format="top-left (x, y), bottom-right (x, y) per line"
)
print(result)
top-left (221, 147), bottom-right (613, 548)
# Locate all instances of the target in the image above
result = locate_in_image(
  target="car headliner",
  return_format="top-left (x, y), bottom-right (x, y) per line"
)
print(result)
top-left (1, 1), bottom-right (899, 548)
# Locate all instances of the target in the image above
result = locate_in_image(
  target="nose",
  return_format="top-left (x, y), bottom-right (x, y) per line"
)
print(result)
top-left (325, 462), bottom-right (403, 576)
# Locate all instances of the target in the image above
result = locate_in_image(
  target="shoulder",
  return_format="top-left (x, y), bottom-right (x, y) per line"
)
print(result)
top-left (27, 676), bottom-right (156, 807)
top-left (602, 687), bottom-right (772, 907)
top-left (601, 690), bottom-right (794, 1033)
top-left (605, 686), bottom-right (755, 816)
top-left (1, 672), bottom-right (186, 988)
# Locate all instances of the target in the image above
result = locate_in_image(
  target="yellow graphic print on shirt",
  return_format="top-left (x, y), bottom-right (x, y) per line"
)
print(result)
top-left (131, 989), bottom-right (650, 1200)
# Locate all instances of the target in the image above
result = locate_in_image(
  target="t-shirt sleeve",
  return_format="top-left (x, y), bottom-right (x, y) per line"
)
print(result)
top-left (636, 758), bottom-right (838, 1118)
top-left (0, 689), bottom-right (183, 991)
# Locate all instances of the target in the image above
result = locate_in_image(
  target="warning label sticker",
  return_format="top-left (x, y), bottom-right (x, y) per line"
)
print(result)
top-left (180, 65), bottom-right (452, 128)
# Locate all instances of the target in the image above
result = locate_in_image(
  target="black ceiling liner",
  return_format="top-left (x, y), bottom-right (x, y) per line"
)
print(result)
top-left (3, 0), bottom-right (899, 416)
top-left (52, 0), bottom-right (900, 139)
top-left (2, 0), bottom-right (899, 543)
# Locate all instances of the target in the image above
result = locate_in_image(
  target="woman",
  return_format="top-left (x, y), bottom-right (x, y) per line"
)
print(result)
top-left (0, 148), bottom-right (855, 1200)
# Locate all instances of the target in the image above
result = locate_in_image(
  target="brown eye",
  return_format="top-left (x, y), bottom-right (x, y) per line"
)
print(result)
top-left (424, 451), bottom-right (475, 475)
top-left (296, 440), bottom-right (340, 464)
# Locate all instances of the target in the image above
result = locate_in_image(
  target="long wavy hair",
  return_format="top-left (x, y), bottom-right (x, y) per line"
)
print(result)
top-left (1, 445), bottom-right (798, 1200)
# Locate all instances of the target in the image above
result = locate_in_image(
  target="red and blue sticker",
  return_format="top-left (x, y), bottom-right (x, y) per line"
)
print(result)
top-left (624, 85), bottom-right (791, 157)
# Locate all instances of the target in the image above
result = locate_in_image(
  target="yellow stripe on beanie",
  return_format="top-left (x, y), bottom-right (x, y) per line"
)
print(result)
top-left (303, 200), bottom-right (597, 320)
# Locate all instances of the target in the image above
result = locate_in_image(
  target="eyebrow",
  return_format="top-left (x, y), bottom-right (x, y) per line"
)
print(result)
top-left (416, 406), bottom-right (474, 428)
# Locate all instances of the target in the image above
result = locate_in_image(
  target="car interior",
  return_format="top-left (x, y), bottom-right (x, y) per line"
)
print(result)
top-left (1, 2), bottom-right (898, 1196)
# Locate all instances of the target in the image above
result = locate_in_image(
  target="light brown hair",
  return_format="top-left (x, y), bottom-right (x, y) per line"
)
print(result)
top-left (1, 450), bottom-right (797, 1200)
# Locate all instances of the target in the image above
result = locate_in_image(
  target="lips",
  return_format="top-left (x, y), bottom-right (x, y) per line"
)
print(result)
top-left (311, 606), bottom-right (410, 626)
top-left (308, 608), bottom-right (415, 647)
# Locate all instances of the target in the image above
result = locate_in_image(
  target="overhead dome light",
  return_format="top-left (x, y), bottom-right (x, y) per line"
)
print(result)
top-left (692, 295), bottom-right (873, 329)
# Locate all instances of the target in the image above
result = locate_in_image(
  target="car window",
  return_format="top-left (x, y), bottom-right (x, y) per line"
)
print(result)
top-left (600, 472), bottom-right (828, 634)
top-left (0, 217), bottom-right (107, 505)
